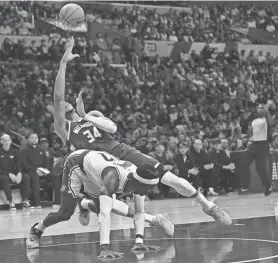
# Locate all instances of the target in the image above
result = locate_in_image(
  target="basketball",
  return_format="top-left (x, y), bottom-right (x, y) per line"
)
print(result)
top-left (59, 3), bottom-right (85, 29)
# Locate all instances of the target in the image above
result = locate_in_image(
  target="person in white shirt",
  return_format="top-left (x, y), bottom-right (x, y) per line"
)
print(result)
top-left (169, 31), bottom-right (178, 42)
top-left (243, 104), bottom-right (273, 195)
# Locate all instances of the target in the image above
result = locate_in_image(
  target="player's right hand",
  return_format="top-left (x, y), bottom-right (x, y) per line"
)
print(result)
top-left (98, 250), bottom-right (124, 259)
top-left (61, 36), bottom-right (80, 63)
top-left (76, 91), bottom-right (86, 117)
top-left (131, 243), bottom-right (160, 251)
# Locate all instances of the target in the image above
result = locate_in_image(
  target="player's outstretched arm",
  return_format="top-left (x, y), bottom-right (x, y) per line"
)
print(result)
top-left (76, 91), bottom-right (117, 134)
top-left (54, 37), bottom-right (79, 143)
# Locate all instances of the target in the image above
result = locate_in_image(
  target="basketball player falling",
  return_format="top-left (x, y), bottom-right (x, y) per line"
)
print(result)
top-left (65, 39), bottom-right (231, 225)
top-left (27, 37), bottom-right (231, 253)
top-left (26, 149), bottom-right (174, 258)
top-left (241, 103), bottom-right (273, 195)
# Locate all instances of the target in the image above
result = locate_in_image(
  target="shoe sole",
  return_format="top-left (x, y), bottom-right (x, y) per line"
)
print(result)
top-left (78, 211), bottom-right (90, 226)
top-left (160, 213), bottom-right (175, 237)
top-left (204, 205), bottom-right (232, 226)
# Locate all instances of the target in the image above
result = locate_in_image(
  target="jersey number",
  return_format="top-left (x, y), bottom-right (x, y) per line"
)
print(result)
top-left (99, 153), bottom-right (132, 169)
top-left (99, 152), bottom-right (115, 162)
top-left (83, 127), bottom-right (102, 143)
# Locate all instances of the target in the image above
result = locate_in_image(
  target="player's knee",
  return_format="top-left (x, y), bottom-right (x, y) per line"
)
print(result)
top-left (137, 163), bottom-right (167, 181)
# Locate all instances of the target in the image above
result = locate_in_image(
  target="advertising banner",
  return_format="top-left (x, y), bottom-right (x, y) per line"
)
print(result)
top-left (143, 41), bottom-right (175, 57)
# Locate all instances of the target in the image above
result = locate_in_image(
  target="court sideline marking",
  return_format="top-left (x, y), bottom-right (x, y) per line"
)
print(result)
top-left (39, 237), bottom-right (278, 263)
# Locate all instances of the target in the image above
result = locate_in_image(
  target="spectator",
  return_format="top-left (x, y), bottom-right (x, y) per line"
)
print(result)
top-left (211, 139), bottom-right (236, 195)
top-left (190, 139), bottom-right (214, 196)
top-left (39, 138), bottom-right (61, 206)
top-left (0, 134), bottom-right (31, 210)
top-left (149, 142), bottom-right (174, 198)
top-left (19, 133), bottom-right (49, 208)
top-left (174, 142), bottom-right (199, 189)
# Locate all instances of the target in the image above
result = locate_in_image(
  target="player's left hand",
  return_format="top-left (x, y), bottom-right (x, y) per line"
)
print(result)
top-left (98, 250), bottom-right (124, 259)
top-left (131, 243), bottom-right (160, 251)
top-left (61, 36), bottom-right (80, 63)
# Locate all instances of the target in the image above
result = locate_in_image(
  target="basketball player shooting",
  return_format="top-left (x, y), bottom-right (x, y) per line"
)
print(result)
top-left (44, 37), bottom-right (172, 256)
top-left (47, 38), bottom-right (231, 254)
top-left (26, 150), bottom-right (174, 258)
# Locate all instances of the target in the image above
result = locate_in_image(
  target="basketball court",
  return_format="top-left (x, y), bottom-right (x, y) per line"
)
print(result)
top-left (1, 193), bottom-right (278, 263)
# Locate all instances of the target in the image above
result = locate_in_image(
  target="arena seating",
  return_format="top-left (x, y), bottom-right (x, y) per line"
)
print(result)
top-left (1, 1), bottom-right (278, 208)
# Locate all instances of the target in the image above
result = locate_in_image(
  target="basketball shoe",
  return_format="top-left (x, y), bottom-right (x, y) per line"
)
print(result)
top-left (26, 223), bottom-right (43, 249)
top-left (77, 197), bottom-right (90, 226)
top-left (77, 196), bottom-right (90, 226)
top-left (203, 204), bottom-right (232, 226)
top-left (150, 213), bottom-right (174, 237)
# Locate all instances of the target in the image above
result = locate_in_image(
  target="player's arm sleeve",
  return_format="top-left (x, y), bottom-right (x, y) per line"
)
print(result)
top-left (53, 62), bottom-right (68, 144)
top-left (133, 194), bottom-right (146, 244)
top-left (84, 115), bottom-right (117, 134)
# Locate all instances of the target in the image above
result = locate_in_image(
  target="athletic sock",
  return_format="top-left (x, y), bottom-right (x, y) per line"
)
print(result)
top-left (193, 192), bottom-right (214, 210)
top-left (80, 198), bottom-right (91, 209)
top-left (144, 213), bottom-right (155, 223)
top-left (35, 221), bottom-right (46, 232)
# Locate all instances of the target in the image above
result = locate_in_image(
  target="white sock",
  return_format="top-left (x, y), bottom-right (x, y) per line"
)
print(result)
top-left (35, 221), bottom-right (46, 232)
top-left (80, 198), bottom-right (90, 209)
top-left (161, 171), bottom-right (213, 210)
top-left (144, 213), bottom-right (155, 223)
top-left (195, 192), bottom-right (214, 210)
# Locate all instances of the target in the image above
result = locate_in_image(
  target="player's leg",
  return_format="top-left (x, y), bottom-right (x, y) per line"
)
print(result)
top-left (26, 192), bottom-right (78, 248)
top-left (26, 163), bottom-right (82, 248)
top-left (123, 150), bottom-right (231, 226)
top-left (160, 169), bottom-right (231, 225)
top-left (78, 194), bottom-right (174, 237)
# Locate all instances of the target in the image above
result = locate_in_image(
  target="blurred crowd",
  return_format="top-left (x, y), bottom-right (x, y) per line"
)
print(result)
top-left (1, 1), bottom-right (278, 209)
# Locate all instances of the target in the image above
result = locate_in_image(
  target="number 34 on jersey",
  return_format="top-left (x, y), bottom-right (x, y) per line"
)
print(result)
top-left (83, 127), bottom-right (102, 143)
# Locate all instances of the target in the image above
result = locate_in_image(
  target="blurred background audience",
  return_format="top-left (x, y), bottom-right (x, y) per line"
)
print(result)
top-left (1, 1), bottom-right (278, 209)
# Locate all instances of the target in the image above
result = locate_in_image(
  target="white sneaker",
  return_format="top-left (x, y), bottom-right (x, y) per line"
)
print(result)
top-left (208, 188), bottom-right (219, 196)
top-left (77, 197), bottom-right (90, 226)
top-left (150, 213), bottom-right (174, 237)
top-left (203, 204), bottom-right (232, 226)
top-left (35, 206), bottom-right (42, 209)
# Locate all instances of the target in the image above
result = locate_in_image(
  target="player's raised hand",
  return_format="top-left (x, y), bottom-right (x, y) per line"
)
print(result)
top-left (98, 250), bottom-right (124, 259)
top-left (61, 36), bottom-right (80, 63)
top-left (76, 91), bottom-right (86, 117)
top-left (131, 243), bottom-right (160, 251)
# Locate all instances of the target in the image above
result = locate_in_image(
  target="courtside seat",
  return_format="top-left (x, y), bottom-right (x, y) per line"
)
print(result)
top-left (0, 182), bottom-right (22, 206)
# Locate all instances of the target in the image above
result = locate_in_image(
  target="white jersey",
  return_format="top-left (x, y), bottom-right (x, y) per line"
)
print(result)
top-left (65, 150), bottom-right (136, 198)
top-left (252, 117), bottom-right (268, 141)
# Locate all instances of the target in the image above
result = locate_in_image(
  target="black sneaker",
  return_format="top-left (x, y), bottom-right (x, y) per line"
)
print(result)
top-left (26, 223), bottom-right (43, 249)
top-left (264, 186), bottom-right (272, 196)
top-left (9, 202), bottom-right (16, 211)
